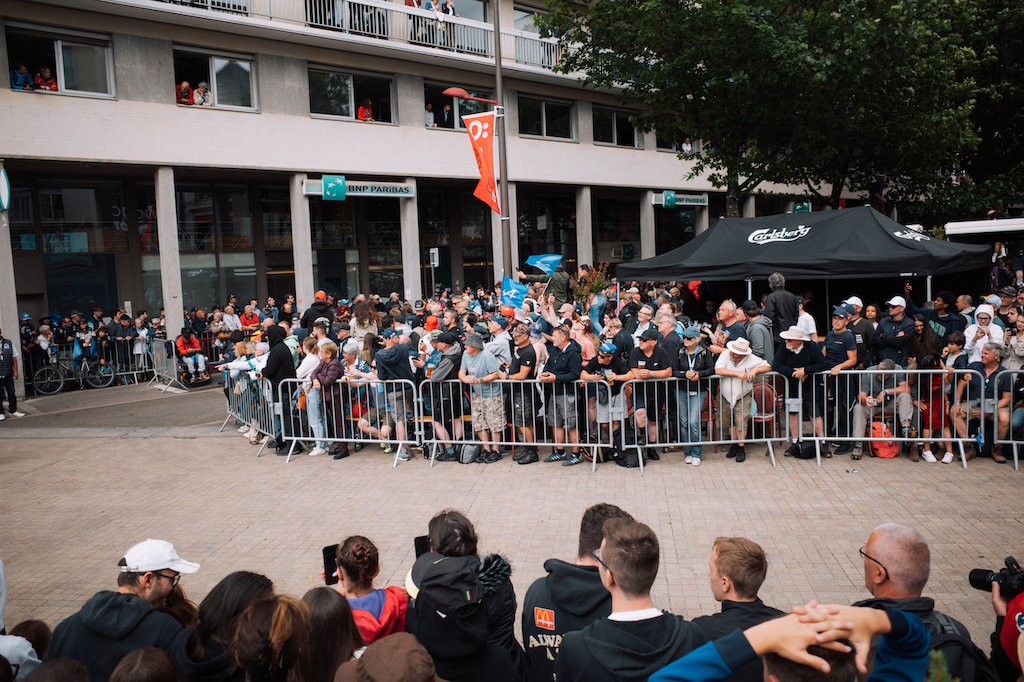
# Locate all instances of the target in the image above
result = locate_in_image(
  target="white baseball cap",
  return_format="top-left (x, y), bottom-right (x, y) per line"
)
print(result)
top-left (886, 296), bottom-right (907, 308)
top-left (120, 539), bottom-right (200, 574)
top-left (843, 296), bottom-right (864, 309)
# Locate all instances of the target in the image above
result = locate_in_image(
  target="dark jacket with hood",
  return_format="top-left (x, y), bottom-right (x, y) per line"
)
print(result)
top-left (852, 596), bottom-right (998, 682)
top-left (299, 300), bottom-right (336, 330)
top-left (474, 553), bottom-right (528, 681)
top-left (166, 629), bottom-right (243, 682)
top-left (554, 611), bottom-right (706, 682)
top-left (46, 590), bottom-right (183, 682)
top-left (763, 288), bottom-right (798, 345)
top-left (375, 341), bottom-right (416, 384)
top-left (522, 559), bottom-right (611, 682)
top-left (261, 325), bottom-right (296, 398)
top-left (744, 315), bottom-right (774, 363)
top-left (690, 598), bottom-right (784, 682)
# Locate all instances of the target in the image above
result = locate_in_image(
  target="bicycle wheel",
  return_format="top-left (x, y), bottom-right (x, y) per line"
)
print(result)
top-left (32, 365), bottom-right (65, 395)
top-left (84, 361), bottom-right (115, 389)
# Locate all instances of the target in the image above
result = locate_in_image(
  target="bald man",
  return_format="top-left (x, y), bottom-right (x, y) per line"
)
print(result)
top-left (852, 523), bottom-right (996, 682)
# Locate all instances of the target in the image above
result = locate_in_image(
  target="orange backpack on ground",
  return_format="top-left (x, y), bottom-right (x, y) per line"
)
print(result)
top-left (869, 421), bottom-right (898, 458)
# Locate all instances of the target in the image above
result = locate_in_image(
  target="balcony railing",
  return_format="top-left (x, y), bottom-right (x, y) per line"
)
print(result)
top-left (158, 0), bottom-right (565, 69)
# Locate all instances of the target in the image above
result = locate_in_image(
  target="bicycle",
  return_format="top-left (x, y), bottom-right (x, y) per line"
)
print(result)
top-left (32, 351), bottom-right (116, 395)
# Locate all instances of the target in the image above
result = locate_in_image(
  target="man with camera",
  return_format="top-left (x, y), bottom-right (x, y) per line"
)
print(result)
top-left (852, 523), bottom-right (997, 682)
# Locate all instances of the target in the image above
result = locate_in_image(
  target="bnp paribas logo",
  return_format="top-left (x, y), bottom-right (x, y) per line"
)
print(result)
top-left (747, 226), bottom-right (811, 245)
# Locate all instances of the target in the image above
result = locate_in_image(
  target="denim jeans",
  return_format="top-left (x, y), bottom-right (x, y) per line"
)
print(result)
top-left (1012, 406), bottom-right (1024, 434)
top-left (307, 388), bottom-right (328, 449)
top-left (676, 389), bottom-right (703, 459)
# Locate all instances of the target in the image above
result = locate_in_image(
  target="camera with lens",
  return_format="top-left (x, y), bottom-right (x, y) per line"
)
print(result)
top-left (969, 557), bottom-right (1024, 601)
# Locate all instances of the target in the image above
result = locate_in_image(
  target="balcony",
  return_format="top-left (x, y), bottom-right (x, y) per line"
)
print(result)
top-left (153, 0), bottom-right (566, 70)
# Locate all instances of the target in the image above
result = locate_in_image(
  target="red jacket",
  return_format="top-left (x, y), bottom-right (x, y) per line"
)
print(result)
top-left (351, 586), bottom-right (409, 644)
top-left (176, 335), bottom-right (201, 355)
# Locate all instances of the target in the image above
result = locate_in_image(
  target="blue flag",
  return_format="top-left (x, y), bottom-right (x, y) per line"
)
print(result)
top-left (501, 276), bottom-right (528, 309)
top-left (525, 254), bottom-right (564, 277)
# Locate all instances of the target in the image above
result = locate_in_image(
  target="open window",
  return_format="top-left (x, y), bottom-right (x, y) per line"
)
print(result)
top-left (6, 23), bottom-right (114, 96)
top-left (423, 83), bottom-right (493, 129)
top-left (309, 67), bottom-right (393, 123)
top-left (173, 48), bottom-right (256, 110)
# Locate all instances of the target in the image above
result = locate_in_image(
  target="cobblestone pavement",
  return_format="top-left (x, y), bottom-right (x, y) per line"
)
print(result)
top-left (1, 398), bottom-right (1021, 644)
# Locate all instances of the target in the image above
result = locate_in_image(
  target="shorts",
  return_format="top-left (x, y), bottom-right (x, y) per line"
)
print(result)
top-left (362, 408), bottom-right (395, 431)
top-left (471, 393), bottom-right (506, 433)
top-left (551, 393), bottom-right (577, 429)
top-left (429, 383), bottom-right (464, 422)
top-left (511, 386), bottom-right (537, 427)
top-left (633, 387), bottom-right (664, 416)
top-left (722, 393), bottom-right (752, 437)
top-left (596, 392), bottom-right (625, 424)
top-left (387, 390), bottom-right (412, 422)
top-left (967, 399), bottom-right (1003, 418)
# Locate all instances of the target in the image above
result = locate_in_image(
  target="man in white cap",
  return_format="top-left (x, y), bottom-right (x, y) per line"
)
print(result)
top-left (772, 326), bottom-right (829, 457)
top-left (843, 296), bottom-right (875, 368)
top-left (46, 539), bottom-right (199, 682)
top-left (715, 337), bottom-right (771, 463)
top-left (872, 295), bottom-right (914, 366)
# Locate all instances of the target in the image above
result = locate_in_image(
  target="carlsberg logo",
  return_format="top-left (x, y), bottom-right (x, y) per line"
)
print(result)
top-left (748, 226), bottom-right (811, 245)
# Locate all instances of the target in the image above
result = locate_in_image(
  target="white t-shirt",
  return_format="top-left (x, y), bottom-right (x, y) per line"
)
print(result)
top-left (715, 352), bottom-right (769, 405)
top-left (797, 311), bottom-right (817, 340)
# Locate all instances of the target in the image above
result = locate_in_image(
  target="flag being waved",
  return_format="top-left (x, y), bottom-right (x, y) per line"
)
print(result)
top-left (501, 276), bottom-right (528, 309)
top-left (463, 111), bottom-right (500, 214)
top-left (524, 254), bottom-right (564, 277)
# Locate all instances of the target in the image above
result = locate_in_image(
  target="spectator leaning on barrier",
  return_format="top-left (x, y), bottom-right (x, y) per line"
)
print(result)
top-left (954, 341), bottom-right (1011, 463)
top-left (554, 517), bottom-right (706, 682)
top-left (46, 539), bottom-right (198, 682)
top-left (873, 296), bottom-right (915, 366)
top-left (539, 323), bottom-right (584, 466)
top-left (508, 324), bottom-right (541, 465)
top-left (460, 333), bottom-right (505, 464)
top-left (716, 337), bottom-right (771, 464)
top-left (522, 503), bottom-right (635, 682)
top-left (672, 325), bottom-right (715, 466)
top-left (374, 327), bottom-right (416, 461)
top-left (690, 537), bottom-right (784, 682)
top-left (427, 331), bottom-right (464, 462)
top-left (580, 341), bottom-right (632, 461)
top-left (825, 305), bottom-right (860, 456)
top-left (772, 325), bottom-right (829, 458)
top-left (629, 328), bottom-right (674, 463)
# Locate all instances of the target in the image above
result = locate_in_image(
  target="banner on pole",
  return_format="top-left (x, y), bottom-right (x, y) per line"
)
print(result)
top-left (463, 111), bottom-right (501, 215)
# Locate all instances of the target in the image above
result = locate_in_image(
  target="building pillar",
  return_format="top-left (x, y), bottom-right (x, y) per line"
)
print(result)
top-left (401, 178), bottom-right (422, 303)
top-left (0, 160), bottom-right (24, 399)
top-left (640, 191), bottom-right (656, 259)
top-left (695, 206), bottom-right (710, 236)
top-left (155, 167), bottom-right (184, 341)
top-left (576, 186), bottom-right (593, 266)
top-left (289, 173), bottom-right (314, 314)
top-left (742, 195), bottom-right (756, 217)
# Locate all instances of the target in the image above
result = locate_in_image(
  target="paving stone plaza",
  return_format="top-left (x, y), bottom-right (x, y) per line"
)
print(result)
top-left (0, 384), bottom-right (1018, 645)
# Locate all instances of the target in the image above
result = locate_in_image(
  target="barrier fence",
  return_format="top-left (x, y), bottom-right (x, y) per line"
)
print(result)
top-left (992, 368), bottom-right (1023, 471)
top-left (29, 338), bottom-right (155, 395)
top-left (221, 371), bottom-right (281, 456)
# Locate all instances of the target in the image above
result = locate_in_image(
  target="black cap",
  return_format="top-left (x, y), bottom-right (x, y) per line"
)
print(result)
top-left (639, 328), bottom-right (659, 341)
top-left (437, 331), bottom-right (459, 345)
top-left (741, 299), bottom-right (760, 314)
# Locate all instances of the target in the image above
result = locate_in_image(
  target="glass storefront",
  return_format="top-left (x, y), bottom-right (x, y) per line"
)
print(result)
top-left (516, 188), bottom-right (576, 272)
top-left (460, 192), bottom-right (492, 291)
top-left (593, 196), bottom-right (641, 277)
top-left (654, 206), bottom-right (695, 255)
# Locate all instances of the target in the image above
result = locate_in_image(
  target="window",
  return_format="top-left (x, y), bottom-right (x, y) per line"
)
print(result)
top-left (5, 24), bottom-right (114, 96)
top-left (9, 184), bottom-right (35, 251)
top-left (38, 182), bottom-right (128, 253)
top-left (308, 67), bottom-right (393, 123)
top-left (173, 49), bottom-right (256, 110)
top-left (656, 130), bottom-right (697, 154)
top-left (424, 84), bottom-right (493, 129)
top-left (513, 5), bottom-right (540, 32)
top-left (593, 108), bottom-right (638, 148)
top-left (518, 96), bottom-right (573, 139)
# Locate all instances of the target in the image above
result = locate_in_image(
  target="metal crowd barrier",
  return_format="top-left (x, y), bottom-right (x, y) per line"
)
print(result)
top-left (618, 374), bottom-right (789, 473)
top-left (148, 339), bottom-right (189, 392)
top-left (220, 371), bottom-right (280, 456)
top-left (418, 378), bottom-right (616, 472)
top-left (801, 368), bottom-right (986, 469)
top-left (993, 368), bottom-right (1024, 471)
top-left (277, 377), bottom-right (421, 466)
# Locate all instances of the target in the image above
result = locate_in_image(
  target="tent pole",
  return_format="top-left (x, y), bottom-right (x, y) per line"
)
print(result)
top-left (926, 275), bottom-right (932, 302)
top-left (826, 279), bottom-right (830, 326)
top-left (746, 278), bottom-right (753, 300)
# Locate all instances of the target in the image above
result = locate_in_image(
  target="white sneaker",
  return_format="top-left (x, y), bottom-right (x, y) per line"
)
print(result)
top-left (238, 425), bottom-right (249, 433)
top-left (0, 413), bottom-right (5, 421)
top-left (921, 450), bottom-right (937, 463)
top-left (941, 452), bottom-right (955, 464)
top-left (258, 435), bottom-right (269, 445)
top-left (11, 411), bottom-right (25, 417)
top-left (684, 455), bottom-right (693, 464)
top-left (309, 446), bottom-right (326, 457)
top-left (691, 458), bottom-right (702, 466)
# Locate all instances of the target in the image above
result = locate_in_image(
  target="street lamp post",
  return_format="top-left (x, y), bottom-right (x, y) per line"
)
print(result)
top-left (443, 5), bottom-right (513, 282)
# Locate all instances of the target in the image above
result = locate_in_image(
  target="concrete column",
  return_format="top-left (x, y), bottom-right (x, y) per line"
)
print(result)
top-left (576, 186), bottom-right (593, 266)
top-left (507, 182), bottom-right (519, 270)
top-left (401, 178), bottom-right (422, 303)
top-left (695, 206), bottom-right (710, 236)
top-left (742, 195), bottom-right (756, 217)
top-left (290, 173), bottom-right (315, 314)
top-left (155, 167), bottom-right (184, 340)
top-left (640, 191), bottom-right (656, 259)
top-left (0, 160), bottom-right (24, 399)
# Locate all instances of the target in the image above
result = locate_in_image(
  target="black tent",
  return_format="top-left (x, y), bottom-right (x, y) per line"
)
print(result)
top-left (616, 206), bottom-right (990, 281)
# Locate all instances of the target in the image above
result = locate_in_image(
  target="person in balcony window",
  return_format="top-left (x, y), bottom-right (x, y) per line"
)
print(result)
top-left (438, 103), bottom-right (455, 128)
top-left (441, 0), bottom-right (458, 16)
top-left (681, 137), bottom-right (693, 154)
top-left (33, 66), bottom-right (57, 91)
top-left (10, 62), bottom-right (35, 90)
top-left (193, 81), bottom-right (212, 106)
top-left (176, 80), bottom-right (194, 105)
top-left (358, 97), bottom-right (375, 122)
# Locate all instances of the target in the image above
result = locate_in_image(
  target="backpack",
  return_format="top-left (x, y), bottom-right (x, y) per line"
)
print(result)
top-left (920, 612), bottom-right (1000, 682)
top-left (869, 422), bottom-right (898, 458)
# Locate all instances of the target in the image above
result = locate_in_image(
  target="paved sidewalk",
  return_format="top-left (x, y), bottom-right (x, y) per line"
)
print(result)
top-left (1, 426), bottom-right (1018, 646)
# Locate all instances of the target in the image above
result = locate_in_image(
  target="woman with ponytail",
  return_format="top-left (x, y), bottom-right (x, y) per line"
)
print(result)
top-left (230, 596), bottom-right (309, 682)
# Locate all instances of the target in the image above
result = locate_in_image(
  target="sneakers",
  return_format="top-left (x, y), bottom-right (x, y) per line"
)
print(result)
top-left (726, 443), bottom-right (740, 459)
top-left (436, 450), bottom-right (460, 463)
top-left (684, 455), bottom-right (693, 464)
top-left (851, 446), bottom-right (863, 460)
top-left (238, 425), bottom-right (249, 433)
top-left (562, 452), bottom-right (585, 466)
top-left (921, 450), bottom-right (937, 463)
top-left (332, 447), bottom-right (350, 460)
top-left (383, 443), bottom-right (394, 454)
top-left (784, 443), bottom-right (802, 457)
top-left (834, 442), bottom-right (854, 456)
top-left (544, 450), bottom-right (568, 462)
top-left (0, 413), bottom-right (5, 421)
top-left (482, 450), bottom-right (503, 463)
top-left (258, 435), bottom-right (269, 445)
top-left (517, 449), bottom-right (539, 465)
top-left (309, 446), bottom-right (327, 457)
top-left (735, 447), bottom-right (746, 463)
top-left (941, 452), bottom-right (955, 464)
top-left (691, 457), bottom-right (702, 466)
top-left (11, 411), bottom-right (25, 417)
top-left (395, 449), bottom-right (411, 461)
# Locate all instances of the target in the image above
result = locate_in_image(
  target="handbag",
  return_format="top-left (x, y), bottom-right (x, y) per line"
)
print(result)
top-left (233, 381), bottom-right (242, 395)
top-left (459, 442), bottom-right (482, 464)
top-left (298, 388), bottom-right (307, 411)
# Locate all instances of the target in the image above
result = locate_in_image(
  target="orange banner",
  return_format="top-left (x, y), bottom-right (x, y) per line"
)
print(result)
top-left (463, 111), bottom-right (501, 214)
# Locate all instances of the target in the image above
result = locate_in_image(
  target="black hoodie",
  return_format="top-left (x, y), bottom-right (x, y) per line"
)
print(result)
top-left (261, 325), bottom-right (296, 398)
top-left (165, 629), bottom-right (243, 682)
top-left (522, 559), bottom-right (612, 682)
top-left (554, 611), bottom-right (706, 682)
top-left (45, 590), bottom-right (183, 682)
top-left (299, 300), bottom-right (336, 330)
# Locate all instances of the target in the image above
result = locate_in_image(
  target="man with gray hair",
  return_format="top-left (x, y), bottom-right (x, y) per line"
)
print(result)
top-left (850, 358), bottom-right (916, 461)
top-left (762, 272), bottom-right (798, 347)
top-left (853, 523), bottom-right (997, 682)
top-left (953, 341), bottom-right (1011, 463)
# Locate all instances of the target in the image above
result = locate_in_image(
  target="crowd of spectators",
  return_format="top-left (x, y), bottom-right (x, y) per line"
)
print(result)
top-left (0, 512), bottom-right (1013, 682)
